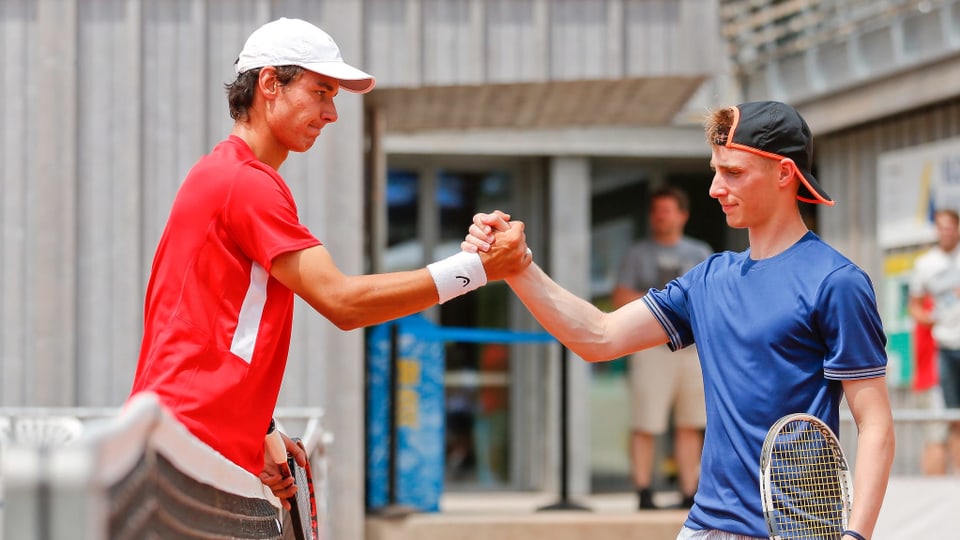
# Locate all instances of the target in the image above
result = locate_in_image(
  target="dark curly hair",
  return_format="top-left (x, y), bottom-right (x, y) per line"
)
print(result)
top-left (225, 65), bottom-right (305, 121)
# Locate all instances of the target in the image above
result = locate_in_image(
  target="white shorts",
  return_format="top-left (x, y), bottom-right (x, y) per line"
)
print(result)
top-left (908, 386), bottom-right (949, 443)
top-left (677, 526), bottom-right (765, 540)
top-left (628, 344), bottom-right (707, 433)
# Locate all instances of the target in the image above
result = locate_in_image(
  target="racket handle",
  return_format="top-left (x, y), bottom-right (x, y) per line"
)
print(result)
top-left (265, 426), bottom-right (293, 479)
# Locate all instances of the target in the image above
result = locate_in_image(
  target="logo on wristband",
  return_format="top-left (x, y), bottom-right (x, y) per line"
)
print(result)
top-left (457, 275), bottom-right (470, 287)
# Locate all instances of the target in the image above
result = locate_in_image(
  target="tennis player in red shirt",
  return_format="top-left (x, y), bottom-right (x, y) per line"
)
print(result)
top-left (129, 18), bottom-right (531, 502)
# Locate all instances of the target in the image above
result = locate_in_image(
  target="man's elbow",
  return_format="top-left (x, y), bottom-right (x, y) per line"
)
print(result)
top-left (861, 415), bottom-right (896, 463)
top-left (324, 306), bottom-right (370, 331)
top-left (881, 422), bottom-right (896, 460)
top-left (328, 315), bottom-right (364, 332)
top-left (570, 344), bottom-right (618, 363)
top-left (303, 295), bottom-right (366, 331)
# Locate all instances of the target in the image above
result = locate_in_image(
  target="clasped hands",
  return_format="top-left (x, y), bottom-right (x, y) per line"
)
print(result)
top-left (461, 210), bottom-right (531, 280)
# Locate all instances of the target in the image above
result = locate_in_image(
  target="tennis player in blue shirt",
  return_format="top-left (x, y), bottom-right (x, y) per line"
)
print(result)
top-left (464, 101), bottom-right (894, 540)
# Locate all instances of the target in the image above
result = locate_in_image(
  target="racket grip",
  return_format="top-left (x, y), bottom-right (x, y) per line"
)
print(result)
top-left (265, 427), bottom-right (293, 479)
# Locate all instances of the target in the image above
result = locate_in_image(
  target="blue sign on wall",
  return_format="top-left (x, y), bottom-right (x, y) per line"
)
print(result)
top-left (365, 314), bottom-right (555, 512)
top-left (366, 316), bottom-right (446, 512)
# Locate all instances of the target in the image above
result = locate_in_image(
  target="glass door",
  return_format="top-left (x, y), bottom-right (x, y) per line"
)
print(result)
top-left (384, 165), bottom-right (518, 489)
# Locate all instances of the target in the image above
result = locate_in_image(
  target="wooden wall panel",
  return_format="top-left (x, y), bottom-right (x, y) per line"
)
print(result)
top-left (365, 0), bottom-right (725, 86)
top-left (0, 0), bottom-right (368, 414)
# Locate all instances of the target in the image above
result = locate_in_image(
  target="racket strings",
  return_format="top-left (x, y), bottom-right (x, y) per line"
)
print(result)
top-left (767, 420), bottom-right (848, 539)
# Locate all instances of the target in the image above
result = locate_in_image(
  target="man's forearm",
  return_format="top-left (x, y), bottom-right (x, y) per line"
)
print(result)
top-left (846, 421), bottom-right (895, 538)
top-left (506, 264), bottom-right (613, 361)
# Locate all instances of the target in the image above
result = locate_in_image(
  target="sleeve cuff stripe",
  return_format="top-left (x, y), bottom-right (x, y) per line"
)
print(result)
top-left (824, 366), bottom-right (887, 380)
top-left (641, 296), bottom-right (683, 351)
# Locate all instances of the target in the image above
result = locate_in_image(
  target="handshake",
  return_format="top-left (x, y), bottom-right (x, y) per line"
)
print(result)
top-left (461, 210), bottom-right (533, 281)
top-left (426, 210), bottom-right (534, 305)
top-left (427, 210), bottom-right (533, 304)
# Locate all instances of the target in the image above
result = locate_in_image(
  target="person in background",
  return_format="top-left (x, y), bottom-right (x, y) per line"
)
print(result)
top-left (908, 208), bottom-right (960, 474)
top-left (611, 186), bottom-right (712, 510)
top-left (911, 294), bottom-right (948, 475)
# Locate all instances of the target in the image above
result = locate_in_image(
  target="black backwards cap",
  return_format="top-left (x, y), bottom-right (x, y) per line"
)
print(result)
top-left (716, 101), bottom-right (833, 206)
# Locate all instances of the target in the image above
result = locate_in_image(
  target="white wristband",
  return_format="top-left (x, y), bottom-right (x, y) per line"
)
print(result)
top-left (427, 251), bottom-right (487, 304)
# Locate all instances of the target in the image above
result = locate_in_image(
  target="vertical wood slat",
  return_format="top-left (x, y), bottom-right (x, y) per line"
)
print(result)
top-left (76, 0), bottom-right (112, 404)
top-left (30, 0), bottom-right (78, 405)
top-left (116, 0), bottom-right (145, 401)
top-left (606, 0), bottom-right (624, 78)
top-left (471, 0), bottom-right (487, 82)
top-left (74, 0), bottom-right (145, 406)
top-left (1, 0), bottom-right (31, 405)
top-left (533, 0), bottom-right (550, 81)
top-left (408, 0), bottom-right (422, 86)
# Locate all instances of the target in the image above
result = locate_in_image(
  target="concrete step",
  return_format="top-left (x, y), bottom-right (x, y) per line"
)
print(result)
top-left (365, 477), bottom-right (960, 540)
top-left (366, 492), bottom-right (688, 540)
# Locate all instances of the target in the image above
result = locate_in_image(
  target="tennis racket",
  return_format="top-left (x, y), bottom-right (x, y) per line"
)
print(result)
top-left (286, 446), bottom-right (319, 540)
top-left (760, 413), bottom-right (853, 540)
top-left (265, 428), bottom-right (319, 540)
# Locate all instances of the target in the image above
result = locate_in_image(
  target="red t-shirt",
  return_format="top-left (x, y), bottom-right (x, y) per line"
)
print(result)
top-left (130, 136), bottom-right (321, 474)
top-left (914, 295), bottom-right (939, 392)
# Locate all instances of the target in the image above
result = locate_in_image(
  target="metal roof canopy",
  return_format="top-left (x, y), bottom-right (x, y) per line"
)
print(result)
top-left (366, 76), bottom-right (706, 133)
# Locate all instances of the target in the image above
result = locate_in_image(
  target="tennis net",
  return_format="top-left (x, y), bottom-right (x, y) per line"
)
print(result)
top-left (2, 394), bottom-right (327, 540)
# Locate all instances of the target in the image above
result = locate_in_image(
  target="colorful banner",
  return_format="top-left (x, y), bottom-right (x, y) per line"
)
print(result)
top-left (880, 249), bottom-right (927, 388)
top-left (877, 136), bottom-right (960, 249)
top-left (365, 315), bottom-right (554, 512)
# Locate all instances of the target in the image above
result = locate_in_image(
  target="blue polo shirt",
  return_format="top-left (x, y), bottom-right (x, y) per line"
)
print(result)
top-left (642, 231), bottom-right (887, 537)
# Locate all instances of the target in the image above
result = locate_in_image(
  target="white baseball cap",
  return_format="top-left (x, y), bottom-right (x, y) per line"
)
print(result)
top-left (235, 18), bottom-right (376, 94)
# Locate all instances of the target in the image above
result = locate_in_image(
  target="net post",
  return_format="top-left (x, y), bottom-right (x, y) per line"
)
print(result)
top-left (537, 345), bottom-right (591, 512)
